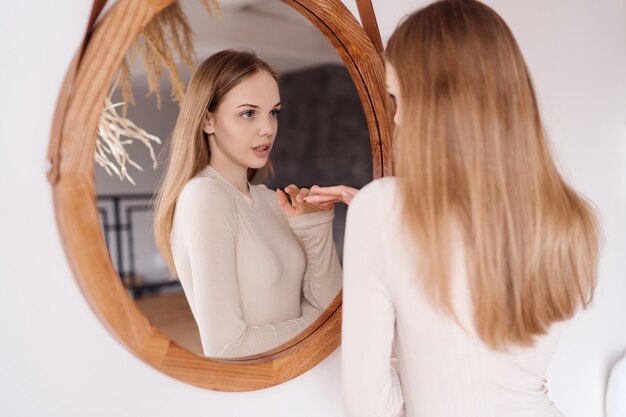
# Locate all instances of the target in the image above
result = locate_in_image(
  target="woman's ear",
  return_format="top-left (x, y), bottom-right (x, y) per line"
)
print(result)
top-left (202, 111), bottom-right (215, 135)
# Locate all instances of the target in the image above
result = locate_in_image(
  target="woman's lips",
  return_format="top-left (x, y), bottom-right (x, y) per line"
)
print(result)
top-left (251, 144), bottom-right (271, 158)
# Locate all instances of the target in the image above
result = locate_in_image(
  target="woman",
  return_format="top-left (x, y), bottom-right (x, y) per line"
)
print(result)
top-left (154, 50), bottom-right (342, 359)
top-left (339, 1), bottom-right (600, 416)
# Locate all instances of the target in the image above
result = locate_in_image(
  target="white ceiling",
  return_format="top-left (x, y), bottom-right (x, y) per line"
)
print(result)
top-left (183, 0), bottom-right (343, 72)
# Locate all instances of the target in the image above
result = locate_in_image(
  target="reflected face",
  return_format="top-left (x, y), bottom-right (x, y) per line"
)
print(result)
top-left (203, 70), bottom-right (281, 175)
top-left (385, 61), bottom-right (401, 126)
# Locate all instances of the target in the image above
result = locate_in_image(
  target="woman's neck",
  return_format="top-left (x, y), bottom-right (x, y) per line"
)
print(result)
top-left (209, 159), bottom-right (250, 197)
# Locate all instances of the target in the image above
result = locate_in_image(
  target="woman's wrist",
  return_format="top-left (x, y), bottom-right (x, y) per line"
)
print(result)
top-left (286, 208), bottom-right (334, 229)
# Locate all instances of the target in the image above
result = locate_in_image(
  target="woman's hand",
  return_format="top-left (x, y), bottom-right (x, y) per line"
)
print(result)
top-left (303, 185), bottom-right (359, 206)
top-left (276, 184), bottom-right (333, 217)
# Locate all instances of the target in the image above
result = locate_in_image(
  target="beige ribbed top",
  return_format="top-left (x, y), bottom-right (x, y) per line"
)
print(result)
top-left (342, 177), bottom-right (567, 417)
top-left (171, 165), bottom-right (342, 358)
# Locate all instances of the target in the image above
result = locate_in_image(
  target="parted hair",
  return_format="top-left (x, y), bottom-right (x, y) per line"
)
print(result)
top-left (154, 50), bottom-right (277, 275)
top-left (385, 0), bottom-right (599, 350)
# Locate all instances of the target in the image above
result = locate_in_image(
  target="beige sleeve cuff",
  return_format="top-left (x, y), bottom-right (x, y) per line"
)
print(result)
top-left (286, 208), bottom-right (335, 230)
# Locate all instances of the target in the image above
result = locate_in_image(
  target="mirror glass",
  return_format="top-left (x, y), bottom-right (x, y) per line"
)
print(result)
top-left (95, 0), bottom-right (372, 358)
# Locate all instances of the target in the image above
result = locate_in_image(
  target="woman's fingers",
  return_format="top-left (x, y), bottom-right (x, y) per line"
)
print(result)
top-left (278, 184), bottom-right (340, 213)
top-left (308, 186), bottom-right (339, 197)
top-left (276, 188), bottom-right (290, 208)
top-left (305, 185), bottom-right (358, 205)
top-left (285, 184), bottom-right (299, 201)
top-left (308, 185), bottom-right (357, 197)
top-left (304, 195), bottom-right (342, 204)
top-left (276, 188), bottom-right (297, 216)
top-left (296, 187), bottom-right (310, 202)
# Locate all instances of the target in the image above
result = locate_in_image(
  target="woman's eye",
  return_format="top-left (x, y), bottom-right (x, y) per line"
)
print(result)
top-left (241, 110), bottom-right (254, 119)
top-left (269, 109), bottom-right (281, 118)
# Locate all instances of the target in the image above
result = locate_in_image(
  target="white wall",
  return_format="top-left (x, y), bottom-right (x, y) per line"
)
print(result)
top-left (0, 1), bottom-right (624, 417)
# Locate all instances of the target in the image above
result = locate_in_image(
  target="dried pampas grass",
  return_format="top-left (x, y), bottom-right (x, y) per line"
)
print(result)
top-left (117, 0), bottom-right (221, 112)
top-left (98, 0), bottom-right (220, 183)
top-left (96, 96), bottom-right (161, 185)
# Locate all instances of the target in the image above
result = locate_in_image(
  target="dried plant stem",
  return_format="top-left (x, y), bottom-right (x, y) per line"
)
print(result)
top-left (95, 96), bottom-right (161, 184)
top-left (100, 0), bottom-right (221, 184)
top-left (115, 0), bottom-right (221, 110)
top-left (142, 27), bottom-right (186, 106)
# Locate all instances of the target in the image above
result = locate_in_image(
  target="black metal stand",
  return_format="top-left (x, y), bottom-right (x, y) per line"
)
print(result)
top-left (97, 193), bottom-right (180, 298)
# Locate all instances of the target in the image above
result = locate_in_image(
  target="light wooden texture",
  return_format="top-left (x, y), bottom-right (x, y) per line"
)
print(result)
top-left (46, 0), bottom-right (109, 183)
top-left (356, 0), bottom-right (384, 54)
top-left (49, 0), bottom-right (393, 391)
top-left (135, 292), bottom-right (204, 356)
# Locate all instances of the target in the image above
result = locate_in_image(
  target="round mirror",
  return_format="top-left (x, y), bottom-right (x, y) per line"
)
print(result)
top-left (95, 0), bottom-right (373, 359)
top-left (49, 0), bottom-right (392, 390)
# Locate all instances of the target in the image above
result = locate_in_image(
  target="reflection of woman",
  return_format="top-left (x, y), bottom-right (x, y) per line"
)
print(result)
top-left (154, 50), bottom-right (342, 358)
top-left (340, 1), bottom-right (600, 416)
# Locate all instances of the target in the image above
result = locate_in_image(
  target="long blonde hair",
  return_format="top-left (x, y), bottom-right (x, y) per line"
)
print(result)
top-left (386, 0), bottom-right (599, 350)
top-left (154, 50), bottom-right (277, 275)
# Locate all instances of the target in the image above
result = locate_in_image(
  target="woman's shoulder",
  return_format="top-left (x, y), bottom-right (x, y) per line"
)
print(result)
top-left (177, 176), bottom-right (234, 211)
top-left (358, 176), bottom-right (398, 198)
top-left (350, 177), bottom-right (398, 211)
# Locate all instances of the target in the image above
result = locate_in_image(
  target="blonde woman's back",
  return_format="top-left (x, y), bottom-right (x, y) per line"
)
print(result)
top-left (342, 2), bottom-right (598, 415)
top-left (342, 177), bottom-right (567, 417)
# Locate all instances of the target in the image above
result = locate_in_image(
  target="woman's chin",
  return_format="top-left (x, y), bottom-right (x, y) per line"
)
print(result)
top-left (248, 157), bottom-right (270, 170)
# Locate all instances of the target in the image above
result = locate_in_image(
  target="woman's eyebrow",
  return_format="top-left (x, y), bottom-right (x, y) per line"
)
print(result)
top-left (235, 102), bottom-right (281, 108)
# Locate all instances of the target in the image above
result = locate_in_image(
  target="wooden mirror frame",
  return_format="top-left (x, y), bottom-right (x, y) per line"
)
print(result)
top-left (48, 0), bottom-right (392, 391)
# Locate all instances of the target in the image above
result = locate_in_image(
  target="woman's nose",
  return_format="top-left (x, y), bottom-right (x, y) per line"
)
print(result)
top-left (258, 116), bottom-right (275, 137)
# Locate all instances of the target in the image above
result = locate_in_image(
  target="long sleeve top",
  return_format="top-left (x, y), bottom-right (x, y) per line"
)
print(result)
top-left (171, 165), bottom-right (342, 358)
top-left (342, 177), bottom-right (567, 417)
